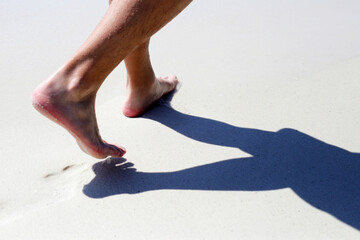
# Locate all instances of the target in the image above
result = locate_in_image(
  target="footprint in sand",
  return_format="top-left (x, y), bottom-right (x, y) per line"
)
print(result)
top-left (0, 162), bottom-right (94, 224)
top-left (41, 162), bottom-right (94, 201)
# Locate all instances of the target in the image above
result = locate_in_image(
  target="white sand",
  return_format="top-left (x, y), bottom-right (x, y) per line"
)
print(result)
top-left (1, 0), bottom-right (360, 239)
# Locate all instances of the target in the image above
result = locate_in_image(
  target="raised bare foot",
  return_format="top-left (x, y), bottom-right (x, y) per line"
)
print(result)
top-left (31, 73), bottom-right (126, 159)
top-left (122, 75), bottom-right (178, 117)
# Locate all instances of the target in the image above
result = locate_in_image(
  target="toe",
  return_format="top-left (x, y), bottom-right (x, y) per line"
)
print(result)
top-left (106, 143), bottom-right (126, 158)
top-left (169, 75), bottom-right (178, 88)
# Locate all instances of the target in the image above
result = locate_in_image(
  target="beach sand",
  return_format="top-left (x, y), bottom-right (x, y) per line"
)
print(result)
top-left (0, 0), bottom-right (360, 239)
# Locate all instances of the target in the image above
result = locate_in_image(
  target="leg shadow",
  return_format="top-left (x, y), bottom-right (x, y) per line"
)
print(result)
top-left (83, 105), bottom-right (360, 230)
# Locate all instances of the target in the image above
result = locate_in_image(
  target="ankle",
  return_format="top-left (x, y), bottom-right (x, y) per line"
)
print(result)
top-left (126, 74), bottom-right (156, 93)
top-left (44, 65), bottom-right (99, 101)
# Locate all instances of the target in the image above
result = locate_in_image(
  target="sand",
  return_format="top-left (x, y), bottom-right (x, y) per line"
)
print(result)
top-left (0, 0), bottom-right (360, 239)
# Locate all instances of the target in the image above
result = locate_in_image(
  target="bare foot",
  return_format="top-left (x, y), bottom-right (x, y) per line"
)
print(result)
top-left (31, 75), bottom-right (126, 159)
top-left (122, 75), bottom-right (178, 118)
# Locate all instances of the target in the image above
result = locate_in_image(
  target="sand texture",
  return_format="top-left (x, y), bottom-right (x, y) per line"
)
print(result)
top-left (0, 0), bottom-right (360, 239)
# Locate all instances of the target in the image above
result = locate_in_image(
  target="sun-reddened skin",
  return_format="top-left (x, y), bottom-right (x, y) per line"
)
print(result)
top-left (31, 0), bottom-right (191, 158)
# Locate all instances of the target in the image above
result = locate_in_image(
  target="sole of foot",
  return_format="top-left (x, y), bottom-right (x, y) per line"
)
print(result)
top-left (31, 82), bottom-right (126, 159)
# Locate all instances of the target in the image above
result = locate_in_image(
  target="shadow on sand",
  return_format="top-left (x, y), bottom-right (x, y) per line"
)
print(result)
top-left (83, 104), bottom-right (360, 230)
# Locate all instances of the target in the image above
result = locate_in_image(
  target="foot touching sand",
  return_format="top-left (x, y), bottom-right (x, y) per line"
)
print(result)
top-left (29, 0), bottom-right (187, 158)
top-left (31, 74), bottom-right (126, 159)
top-left (31, 72), bottom-right (177, 158)
top-left (122, 75), bottom-right (178, 118)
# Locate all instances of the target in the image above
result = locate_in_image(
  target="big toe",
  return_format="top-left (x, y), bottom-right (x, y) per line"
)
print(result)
top-left (167, 75), bottom-right (178, 83)
top-left (104, 142), bottom-right (126, 158)
top-left (160, 75), bottom-right (178, 92)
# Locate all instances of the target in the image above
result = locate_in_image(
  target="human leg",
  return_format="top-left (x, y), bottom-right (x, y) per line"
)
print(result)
top-left (32, 0), bottom-right (192, 158)
top-left (107, 0), bottom-right (178, 117)
top-left (122, 40), bottom-right (178, 117)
